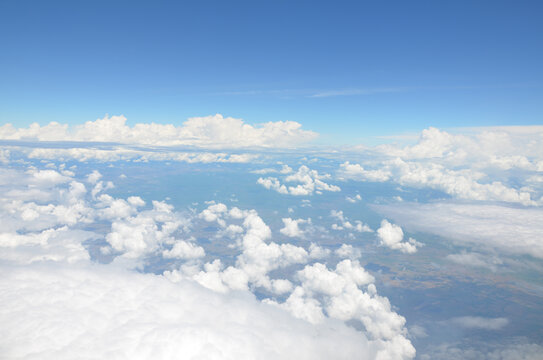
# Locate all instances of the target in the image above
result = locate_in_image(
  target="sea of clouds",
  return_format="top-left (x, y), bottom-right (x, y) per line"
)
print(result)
top-left (2, 114), bottom-right (543, 359)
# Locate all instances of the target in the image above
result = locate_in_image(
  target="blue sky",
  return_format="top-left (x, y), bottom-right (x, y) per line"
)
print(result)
top-left (1, 0), bottom-right (542, 144)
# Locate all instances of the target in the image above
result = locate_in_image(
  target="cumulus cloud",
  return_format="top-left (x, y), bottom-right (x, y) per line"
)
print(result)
top-left (330, 210), bottom-right (372, 233)
top-left (0, 162), bottom-right (416, 358)
top-left (258, 165), bottom-right (340, 196)
top-left (339, 126), bottom-right (543, 206)
top-left (376, 220), bottom-right (421, 254)
top-left (0, 262), bottom-right (393, 360)
top-left (0, 114), bottom-right (318, 149)
top-left (280, 218), bottom-right (311, 238)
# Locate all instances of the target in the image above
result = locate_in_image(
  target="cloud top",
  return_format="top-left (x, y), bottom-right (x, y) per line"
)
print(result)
top-left (0, 114), bottom-right (318, 149)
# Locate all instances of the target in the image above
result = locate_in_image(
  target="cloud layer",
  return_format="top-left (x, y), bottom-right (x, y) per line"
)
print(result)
top-left (0, 165), bottom-right (415, 359)
top-left (0, 114), bottom-right (318, 149)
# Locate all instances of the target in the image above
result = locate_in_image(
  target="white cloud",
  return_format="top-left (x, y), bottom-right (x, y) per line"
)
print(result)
top-left (0, 165), bottom-right (416, 359)
top-left (258, 165), bottom-right (340, 196)
top-left (339, 162), bottom-right (391, 182)
top-left (450, 316), bottom-right (509, 330)
top-left (375, 202), bottom-right (543, 259)
top-left (346, 194), bottom-right (362, 203)
top-left (376, 220), bottom-right (421, 254)
top-left (0, 114), bottom-right (318, 149)
top-left (280, 218), bottom-right (311, 238)
top-left (0, 262), bottom-right (399, 360)
top-left (330, 210), bottom-right (373, 233)
top-left (340, 126), bottom-right (543, 206)
top-left (27, 147), bottom-right (258, 163)
top-left (162, 240), bottom-right (205, 259)
top-left (335, 244), bottom-right (361, 259)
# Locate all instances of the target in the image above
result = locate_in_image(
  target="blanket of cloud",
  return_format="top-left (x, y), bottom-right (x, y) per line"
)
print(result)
top-left (2, 118), bottom-right (543, 359)
top-left (0, 165), bottom-right (414, 359)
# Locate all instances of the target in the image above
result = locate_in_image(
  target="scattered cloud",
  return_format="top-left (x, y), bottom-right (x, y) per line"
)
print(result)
top-left (258, 165), bottom-right (340, 196)
top-left (376, 220), bottom-right (422, 254)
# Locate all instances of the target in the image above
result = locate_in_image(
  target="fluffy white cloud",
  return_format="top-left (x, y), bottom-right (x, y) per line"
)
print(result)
top-left (330, 210), bottom-right (372, 233)
top-left (280, 218), bottom-right (311, 238)
top-left (0, 114), bottom-right (318, 149)
top-left (0, 164), bottom-right (416, 359)
top-left (375, 202), bottom-right (543, 259)
top-left (376, 220), bottom-right (421, 254)
top-left (339, 126), bottom-right (543, 206)
top-left (258, 165), bottom-right (340, 196)
top-left (0, 262), bottom-right (396, 360)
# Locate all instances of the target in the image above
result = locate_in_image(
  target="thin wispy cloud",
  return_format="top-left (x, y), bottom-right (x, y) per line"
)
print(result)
top-left (308, 87), bottom-right (409, 98)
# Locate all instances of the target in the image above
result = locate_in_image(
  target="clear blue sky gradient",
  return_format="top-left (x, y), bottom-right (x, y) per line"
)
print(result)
top-left (1, 0), bottom-right (542, 144)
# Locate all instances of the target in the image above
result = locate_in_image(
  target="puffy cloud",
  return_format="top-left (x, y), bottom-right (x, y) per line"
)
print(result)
top-left (280, 218), bottom-right (311, 238)
top-left (339, 162), bottom-right (391, 182)
top-left (330, 210), bottom-right (372, 233)
top-left (0, 262), bottom-right (395, 360)
top-left (0, 165), bottom-right (415, 359)
top-left (0, 114), bottom-right (318, 149)
top-left (162, 240), bottom-right (205, 259)
top-left (258, 165), bottom-right (340, 196)
top-left (374, 202), bottom-right (543, 259)
top-left (335, 244), bottom-right (361, 259)
top-left (376, 220), bottom-right (421, 254)
top-left (340, 126), bottom-right (543, 206)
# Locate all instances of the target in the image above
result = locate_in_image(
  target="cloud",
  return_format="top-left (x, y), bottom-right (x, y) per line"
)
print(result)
top-left (420, 340), bottom-right (543, 360)
top-left (346, 194), bottom-right (362, 203)
top-left (374, 202), bottom-right (543, 259)
top-left (309, 87), bottom-right (406, 98)
top-left (376, 220), bottom-right (421, 254)
top-left (330, 210), bottom-right (372, 233)
top-left (0, 262), bottom-right (395, 360)
top-left (339, 126), bottom-right (543, 206)
top-left (258, 165), bottom-right (341, 196)
top-left (0, 161), bottom-right (417, 358)
top-left (280, 218), bottom-right (311, 238)
top-left (0, 114), bottom-right (318, 149)
top-left (446, 251), bottom-right (503, 272)
top-left (26, 147), bottom-right (258, 163)
top-left (450, 316), bottom-right (509, 330)
top-left (0, 149), bottom-right (9, 164)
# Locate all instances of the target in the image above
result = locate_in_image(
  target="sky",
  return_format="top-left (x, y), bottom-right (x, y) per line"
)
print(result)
top-left (1, 0), bottom-right (542, 144)
top-left (2, 2), bottom-right (543, 359)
